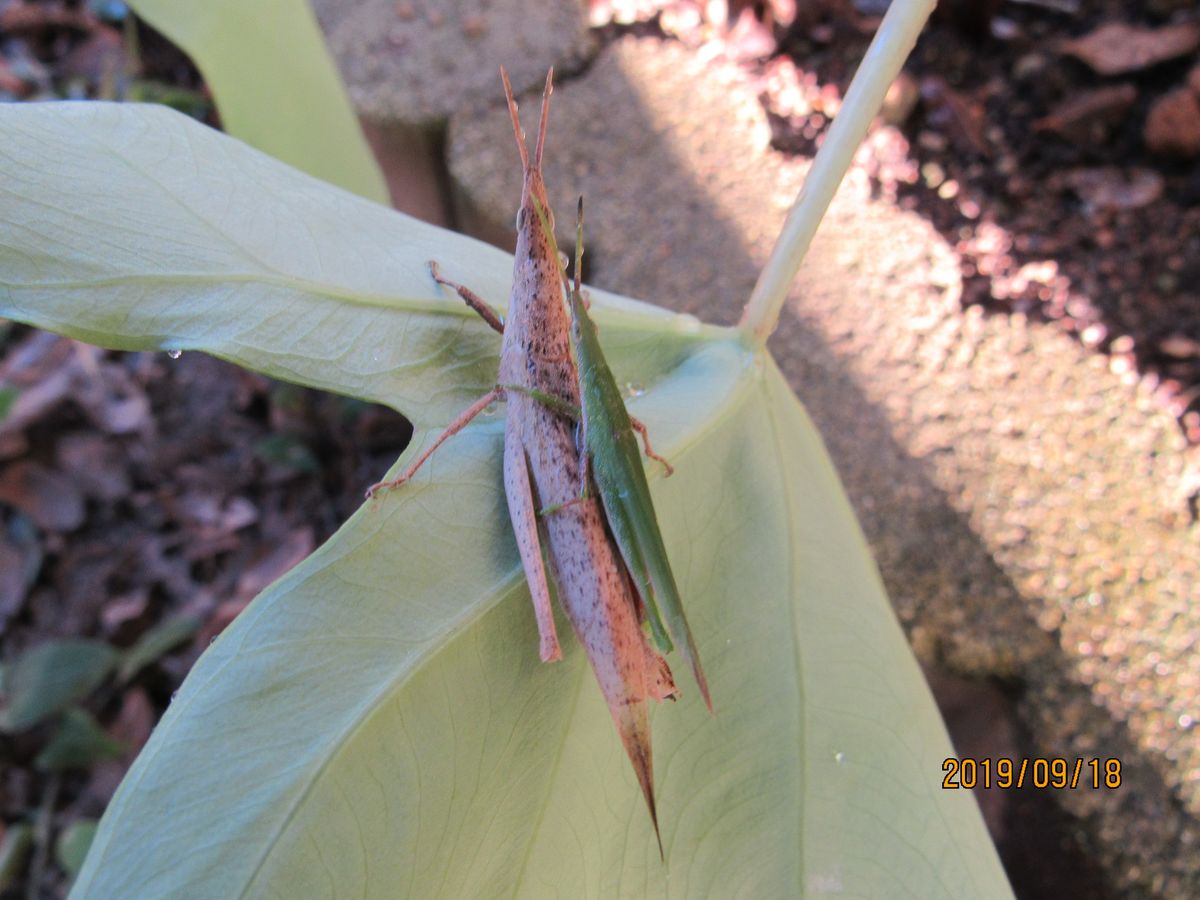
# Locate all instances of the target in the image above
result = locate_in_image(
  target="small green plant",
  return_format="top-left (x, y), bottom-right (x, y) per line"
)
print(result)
top-left (0, 622), bottom-right (199, 890)
top-left (0, 0), bottom-right (1011, 896)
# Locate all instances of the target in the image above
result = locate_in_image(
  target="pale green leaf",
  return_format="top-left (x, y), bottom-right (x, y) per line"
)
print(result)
top-left (0, 640), bottom-right (119, 734)
top-left (0, 103), bottom-right (704, 432)
top-left (0, 823), bottom-right (33, 892)
top-left (36, 707), bottom-right (125, 772)
top-left (0, 105), bottom-right (1011, 897)
top-left (253, 434), bottom-right (321, 474)
top-left (118, 617), bottom-right (200, 683)
top-left (57, 820), bottom-right (99, 879)
top-left (126, 0), bottom-right (389, 204)
top-left (0, 386), bottom-right (17, 421)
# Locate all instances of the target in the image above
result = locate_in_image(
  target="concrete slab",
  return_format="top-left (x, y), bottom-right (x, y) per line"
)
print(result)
top-left (311, 0), bottom-right (593, 126)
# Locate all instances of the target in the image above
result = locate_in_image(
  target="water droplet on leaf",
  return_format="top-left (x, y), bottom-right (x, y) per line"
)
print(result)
top-left (672, 313), bottom-right (702, 334)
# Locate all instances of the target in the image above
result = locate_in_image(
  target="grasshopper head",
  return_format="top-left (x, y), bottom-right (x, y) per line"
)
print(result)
top-left (568, 289), bottom-right (585, 337)
top-left (515, 178), bottom-right (553, 235)
top-left (568, 196), bottom-right (591, 339)
top-left (568, 287), bottom-right (597, 345)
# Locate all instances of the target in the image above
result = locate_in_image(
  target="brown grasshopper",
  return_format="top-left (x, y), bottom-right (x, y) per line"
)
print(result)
top-left (368, 69), bottom-right (698, 854)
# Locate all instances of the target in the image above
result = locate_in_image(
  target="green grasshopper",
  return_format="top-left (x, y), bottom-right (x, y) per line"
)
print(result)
top-left (537, 195), bottom-right (712, 712)
top-left (367, 68), bottom-right (708, 853)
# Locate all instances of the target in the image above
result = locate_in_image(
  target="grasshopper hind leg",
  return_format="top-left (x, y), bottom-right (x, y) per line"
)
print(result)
top-left (628, 415), bottom-right (674, 476)
top-left (504, 427), bottom-right (562, 662)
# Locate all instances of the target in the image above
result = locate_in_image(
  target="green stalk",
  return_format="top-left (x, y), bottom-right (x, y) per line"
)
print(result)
top-left (740, 0), bottom-right (937, 343)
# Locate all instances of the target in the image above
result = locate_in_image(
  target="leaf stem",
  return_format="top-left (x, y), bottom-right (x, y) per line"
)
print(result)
top-left (739, 0), bottom-right (937, 343)
top-left (24, 776), bottom-right (59, 900)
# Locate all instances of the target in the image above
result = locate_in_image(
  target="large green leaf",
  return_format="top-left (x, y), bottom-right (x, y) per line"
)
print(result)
top-left (127, 0), bottom-right (389, 205)
top-left (0, 103), bottom-right (702, 431)
top-left (0, 104), bottom-right (1010, 897)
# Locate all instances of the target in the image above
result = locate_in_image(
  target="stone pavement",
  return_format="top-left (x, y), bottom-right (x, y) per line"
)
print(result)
top-left (310, 0), bottom-right (592, 125)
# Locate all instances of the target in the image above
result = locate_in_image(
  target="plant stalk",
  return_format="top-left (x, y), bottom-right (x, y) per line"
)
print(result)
top-left (740, 0), bottom-right (937, 343)
top-left (23, 776), bottom-right (59, 900)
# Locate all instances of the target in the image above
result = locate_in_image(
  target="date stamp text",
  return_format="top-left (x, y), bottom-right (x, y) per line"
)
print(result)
top-left (942, 757), bottom-right (1122, 790)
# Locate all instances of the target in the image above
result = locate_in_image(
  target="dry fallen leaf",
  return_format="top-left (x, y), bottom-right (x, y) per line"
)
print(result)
top-left (57, 23), bottom-right (124, 86)
top-left (1160, 334), bottom-right (1200, 359)
top-left (1034, 83), bottom-right (1137, 144)
top-left (1144, 87), bottom-right (1200, 158)
top-left (1059, 21), bottom-right (1200, 76)
top-left (174, 491), bottom-right (258, 533)
top-left (0, 461), bottom-right (85, 532)
top-left (82, 687), bottom-right (156, 809)
top-left (0, 1), bottom-right (97, 36)
top-left (55, 432), bottom-right (131, 501)
top-left (0, 535), bottom-right (39, 629)
top-left (76, 361), bottom-right (151, 435)
top-left (1062, 165), bottom-right (1164, 211)
top-left (99, 590), bottom-right (151, 634)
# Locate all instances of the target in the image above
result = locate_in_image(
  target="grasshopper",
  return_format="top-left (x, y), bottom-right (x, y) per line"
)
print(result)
top-left (367, 68), bottom-right (708, 853)
top-left (557, 196), bottom-right (711, 712)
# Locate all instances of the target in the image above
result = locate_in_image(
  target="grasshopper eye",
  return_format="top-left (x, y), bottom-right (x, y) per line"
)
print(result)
top-left (515, 208), bottom-right (527, 230)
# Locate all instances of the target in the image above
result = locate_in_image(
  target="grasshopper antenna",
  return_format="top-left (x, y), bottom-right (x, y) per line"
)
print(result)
top-left (574, 196), bottom-right (584, 295)
top-left (499, 66), bottom-right (528, 170)
top-left (535, 68), bottom-right (554, 169)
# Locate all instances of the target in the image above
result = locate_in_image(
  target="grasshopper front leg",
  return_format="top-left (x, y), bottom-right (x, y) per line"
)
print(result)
top-left (370, 268), bottom-right (509, 499)
top-left (429, 261), bottom-right (506, 334)
top-left (365, 387), bottom-right (502, 498)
